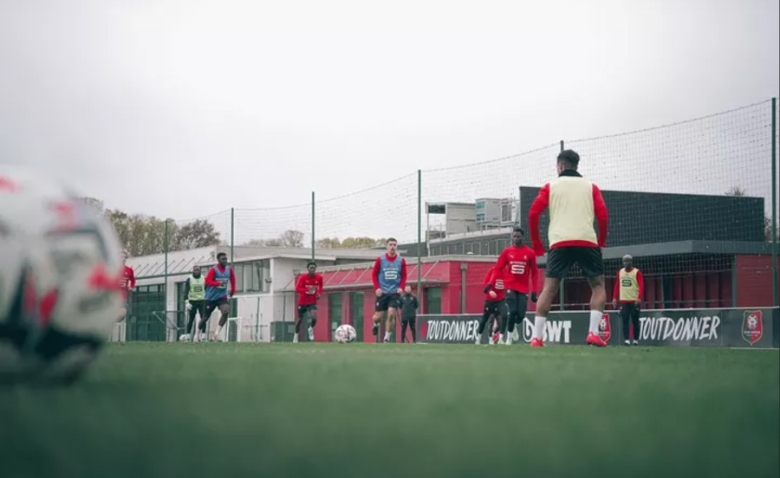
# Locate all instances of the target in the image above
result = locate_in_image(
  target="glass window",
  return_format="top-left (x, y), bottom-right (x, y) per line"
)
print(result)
top-left (424, 287), bottom-right (442, 314)
top-left (260, 260), bottom-right (270, 292)
top-left (501, 204), bottom-right (512, 222)
top-left (350, 292), bottom-right (364, 342)
top-left (233, 264), bottom-right (244, 293)
top-left (328, 293), bottom-right (342, 340)
top-left (127, 284), bottom-right (167, 341)
top-left (243, 260), bottom-right (264, 292)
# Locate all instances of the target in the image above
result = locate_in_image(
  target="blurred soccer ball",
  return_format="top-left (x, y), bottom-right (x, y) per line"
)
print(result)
top-left (0, 165), bottom-right (125, 385)
top-left (334, 324), bottom-right (357, 343)
top-left (179, 334), bottom-right (192, 342)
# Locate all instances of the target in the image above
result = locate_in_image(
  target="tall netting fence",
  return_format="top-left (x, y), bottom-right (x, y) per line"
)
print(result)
top-left (559, 100), bottom-right (777, 309)
top-left (422, 144), bottom-right (560, 256)
top-left (315, 173), bottom-right (419, 248)
top-left (113, 98), bottom-right (778, 342)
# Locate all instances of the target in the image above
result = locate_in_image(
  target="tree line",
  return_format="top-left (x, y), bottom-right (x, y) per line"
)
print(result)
top-left (79, 198), bottom-right (388, 256)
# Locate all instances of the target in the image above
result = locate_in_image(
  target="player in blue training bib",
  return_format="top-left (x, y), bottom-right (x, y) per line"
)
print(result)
top-left (197, 252), bottom-right (236, 341)
top-left (370, 238), bottom-right (408, 343)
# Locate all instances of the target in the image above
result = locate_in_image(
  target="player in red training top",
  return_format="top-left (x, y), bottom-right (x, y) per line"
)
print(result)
top-left (528, 150), bottom-right (609, 348)
top-left (476, 265), bottom-right (509, 345)
top-left (294, 261), bottom-right (324, 343)
top-left (118, 250), bottom-right (135, 322)
top-left (494, 227), bottom-right (538, 345)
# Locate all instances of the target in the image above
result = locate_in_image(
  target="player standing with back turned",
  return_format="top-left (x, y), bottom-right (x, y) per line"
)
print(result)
top-left (528, 150), bottom-right (609, 347)
top-left (493, 227), bottom-right (538, 345)
top-left (371, 238), bottom-right (407, 343)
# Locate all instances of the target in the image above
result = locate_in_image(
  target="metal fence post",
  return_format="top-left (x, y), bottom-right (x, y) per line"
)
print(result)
top-left (771, 97), bottom-right (778, 307)
top-left (559, 140), bottom-right (565, 312)
top-left (417, 169), bottom-right (422, 308)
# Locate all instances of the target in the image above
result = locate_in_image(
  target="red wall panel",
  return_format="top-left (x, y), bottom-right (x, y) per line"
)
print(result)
top-left (735, 255), bottom-right (779, 308)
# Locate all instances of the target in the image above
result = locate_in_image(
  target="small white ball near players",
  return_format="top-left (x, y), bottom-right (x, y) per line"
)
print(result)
top-left (0, 165), bottom-right (126, 385)
top-left (334, 324), bottom-right (357, 343)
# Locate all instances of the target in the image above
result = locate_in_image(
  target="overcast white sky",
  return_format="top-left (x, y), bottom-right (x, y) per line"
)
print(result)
top-left (1, 0), bottom-right (778, 242)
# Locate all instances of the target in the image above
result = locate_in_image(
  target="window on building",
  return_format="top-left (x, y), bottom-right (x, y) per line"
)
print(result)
top-left (424, 287), bottom-right (442, 314)
top-left (233, 260), bottom-right (269, 293)
top-left (501, 203), bottom-right (512, 222)
top-left (475, 201), bottom-right (485, 210)
top-left (328, 293), bottom-right (342, 341)
top-left (350, 292), bottom-right (364, 342)
top-left (476, 213), bottom-right (485, 222)
top-left (127, 284), bottom-right (167, 342)
top-left (233, 264), bottom-right (244, 292)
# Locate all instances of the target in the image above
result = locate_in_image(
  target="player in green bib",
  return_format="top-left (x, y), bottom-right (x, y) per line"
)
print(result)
top-left (183, 265), bottom-right (207, 341)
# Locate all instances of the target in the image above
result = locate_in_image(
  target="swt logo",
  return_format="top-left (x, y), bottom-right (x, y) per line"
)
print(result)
top-left (598, 313), bottom-right (612, 343)
top-left (741, 310), bottom-right (763, 346)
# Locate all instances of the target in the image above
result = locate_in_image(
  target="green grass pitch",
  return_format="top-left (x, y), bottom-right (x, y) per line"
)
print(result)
top-left (0, 342), bottom-right (778, 478)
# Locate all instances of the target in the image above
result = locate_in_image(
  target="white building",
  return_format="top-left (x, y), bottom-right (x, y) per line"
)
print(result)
top-left (114, 245), bottom-right (381, 343)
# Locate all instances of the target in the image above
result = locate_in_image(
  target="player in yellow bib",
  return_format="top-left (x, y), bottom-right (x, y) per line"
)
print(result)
top-left (182, 265), bottom-right (207, 341)
top-left (611, 254), bottom-right (644, 346)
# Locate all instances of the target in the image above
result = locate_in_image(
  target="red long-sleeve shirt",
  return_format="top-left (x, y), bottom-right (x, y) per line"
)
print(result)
top-left (205, 265), bottom-right (236, 296)
top-left (494, 245), bottom-right (538, 294)
top-left (529, 170), bottom-right (609, 255)
top-left (613, 267), bottom-right (644, 303)
top-left (120, 266), bottom-right (135, 300)
top-left (483, 266), bottom-right (506, 301)
top-left (372, 254), bottom-right (408, 293)
top-left (295, 273), bottom-right (324, 306)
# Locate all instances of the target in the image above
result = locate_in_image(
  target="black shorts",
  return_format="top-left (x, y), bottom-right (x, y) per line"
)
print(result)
top-left (298, 304), bottom-right (317, 319)
top-left (206, 297), bottom-right (229, 315)
top-left (401, 315), bottom-right (416, 324)
top-left (483, 299), bottom-right (508, 318)
top-left (375, 293), bottom-right (400, 312)
top-left (545, 246), bottom-right (604, 279)
top-left (505, 290), bottom-right (528, 318)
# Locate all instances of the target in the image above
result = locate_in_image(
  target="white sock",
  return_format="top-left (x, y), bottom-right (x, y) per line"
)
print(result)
top-left (589, 310), bottom-right (602, 335)
top-left (534, 316), bottom-right (547, 340)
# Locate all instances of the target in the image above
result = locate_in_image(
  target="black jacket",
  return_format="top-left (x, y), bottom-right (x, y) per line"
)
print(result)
top-left (398, 294), bottom-right (419, 319)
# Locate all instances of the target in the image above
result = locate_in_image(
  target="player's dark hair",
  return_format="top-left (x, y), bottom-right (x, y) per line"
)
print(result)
top-left (557, 149), bottom-right (580, 169)
top-left (217, 252), bottom-right (227, 260)
top-left (513, 226), bottom-right (524, 235)
top-left (307, 261), bottom-right (317, 268)
top-left (386, 237), bottom-right (397, 244)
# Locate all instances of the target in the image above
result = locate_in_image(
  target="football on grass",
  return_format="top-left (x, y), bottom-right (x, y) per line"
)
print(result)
top-left (334, 324), bottom-right (357, 343)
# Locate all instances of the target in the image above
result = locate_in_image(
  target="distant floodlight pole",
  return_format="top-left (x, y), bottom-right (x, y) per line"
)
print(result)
top-left (311, 191), bottom-right (316, 261)
top-left (771, 97), bottom-right (778, 307)
top-left (558, 140), bottom-right (565, 312)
